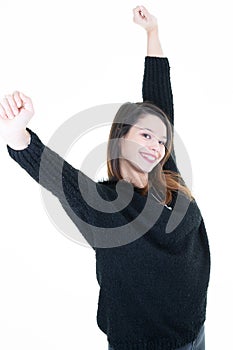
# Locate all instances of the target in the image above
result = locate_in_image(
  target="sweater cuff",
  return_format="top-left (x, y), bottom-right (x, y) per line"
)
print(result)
top-left (7, 127), bottom-right (44, 155)
top-left (6, 128), bottom-right (46, 183)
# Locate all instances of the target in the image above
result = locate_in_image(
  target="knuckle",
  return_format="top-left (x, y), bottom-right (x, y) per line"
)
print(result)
top-left (13, 91), bottom-right (20, 98)
top-left (2, 100), bottom-right (8, 107)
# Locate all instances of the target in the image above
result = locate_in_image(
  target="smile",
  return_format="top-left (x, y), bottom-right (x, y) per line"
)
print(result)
top-left (140, 152), bottom-right (158, 163)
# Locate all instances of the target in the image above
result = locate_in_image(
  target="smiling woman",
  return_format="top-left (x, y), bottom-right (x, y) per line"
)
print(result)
top-left (105, 101), bottom-right (194, 206)
top-left (120, 115), bottom-right (168, 179)
top-left (0, 4), bottom-right (210, 350)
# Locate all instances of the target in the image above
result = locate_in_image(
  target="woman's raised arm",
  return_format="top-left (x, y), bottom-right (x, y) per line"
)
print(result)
top-left (0, 91), bottom-right (98, 249)
top-left (133, 5), bottom-right (174, 125)
top-left (133, 6), bottom-right (178, 173)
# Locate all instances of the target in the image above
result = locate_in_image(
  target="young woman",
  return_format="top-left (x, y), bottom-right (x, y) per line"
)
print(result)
top-left (0, 5), bottom-right (210, 350)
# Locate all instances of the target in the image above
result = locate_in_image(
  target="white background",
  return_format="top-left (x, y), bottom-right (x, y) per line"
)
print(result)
top-left (0, 0), bottom-right (232, 349)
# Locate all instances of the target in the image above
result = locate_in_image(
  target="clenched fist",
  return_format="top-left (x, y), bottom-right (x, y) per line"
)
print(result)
top-left (133, 5), bottom-right (158, 34)
top-left (0, 91), bottom-right (34, 149)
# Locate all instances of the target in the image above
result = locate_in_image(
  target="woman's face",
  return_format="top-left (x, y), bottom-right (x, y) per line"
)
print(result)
top-left (119, 114), bottom-right (167, 174)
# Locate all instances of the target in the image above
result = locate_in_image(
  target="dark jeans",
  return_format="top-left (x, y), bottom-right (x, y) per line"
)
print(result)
top-left (108, 324), bottom-right (205, 350)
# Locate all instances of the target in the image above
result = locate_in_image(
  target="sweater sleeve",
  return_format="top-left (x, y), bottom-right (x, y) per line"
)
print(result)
top-left (142, 56), bottom-right (174, 125)
top-left (6, 127), bottom-right (97, 250)
top-left (142, 56), bottom-right (179, 174)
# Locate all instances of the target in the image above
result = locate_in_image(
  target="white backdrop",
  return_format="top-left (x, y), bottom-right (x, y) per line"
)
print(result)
top-left (0, 0), bottom-right (232, 349)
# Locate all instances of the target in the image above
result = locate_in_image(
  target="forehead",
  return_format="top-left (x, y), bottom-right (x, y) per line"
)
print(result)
top-left (134, 114), bottom-right (167, 134)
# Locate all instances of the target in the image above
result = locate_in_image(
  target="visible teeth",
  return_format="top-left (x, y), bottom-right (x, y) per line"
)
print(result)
top-left (142, 153), bottom-right (155, 160)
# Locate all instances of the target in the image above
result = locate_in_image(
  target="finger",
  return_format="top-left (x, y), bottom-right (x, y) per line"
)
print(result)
top-left (133, 6), bottom-right (141, 13)
top-left (139, 5), bottom-right (149, 14)
top-left (133, 6), bottom-right (142, 14)
top-left (19, 92), bottom-right (31, 105)
top-left (13, 90), bottom-right (23, 108)
top-left (139, 10), bottom-right (145, 18)
top-left (0, 96), bottom-right (14, 119)
top-left (0, 104), bottom-right (8, 119)
top-left (5, 94), bottom-right (19, 116)
top-left (19, 92), bottom-right (34, 112)
top-left (137, 5), bottom-right (149, 18)
top-left (133, 7), bottom-right (146, 19)
top-left (133, 8), bottom-right (142, 19)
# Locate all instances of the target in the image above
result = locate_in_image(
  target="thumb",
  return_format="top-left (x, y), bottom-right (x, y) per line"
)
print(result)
top-left (19, 92), bottom-right (33, 111)
top-left (19, 92), bottom-right (29, 102)
top-left (139, 5), bottom-right (149, 16)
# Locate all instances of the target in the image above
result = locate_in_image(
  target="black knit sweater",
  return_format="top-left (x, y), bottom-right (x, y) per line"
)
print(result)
top-left (7, 57), bottom-right (211, 350)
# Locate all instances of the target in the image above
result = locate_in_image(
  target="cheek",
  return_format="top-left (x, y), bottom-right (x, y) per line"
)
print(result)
top-left (160, 147), bottom-right (166, 158)
top-left (121, 138), bottom-right (141, 154)
top-left (120, 139), bottom-right (133, 159)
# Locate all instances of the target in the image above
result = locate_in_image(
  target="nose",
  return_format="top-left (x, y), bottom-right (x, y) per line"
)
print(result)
top-left (149, 138), bottom-right (160, 152)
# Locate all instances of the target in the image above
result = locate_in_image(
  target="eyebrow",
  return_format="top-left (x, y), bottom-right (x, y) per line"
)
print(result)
top-left (136, 126), bottom-right (167, 140)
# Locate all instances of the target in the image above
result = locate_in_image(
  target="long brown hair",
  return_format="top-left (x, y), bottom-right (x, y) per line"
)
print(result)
top-left (106, 101), bottom-right (194, 206)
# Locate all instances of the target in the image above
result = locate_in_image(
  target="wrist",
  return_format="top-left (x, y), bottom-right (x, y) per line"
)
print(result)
top-left (7, 129), bottom-right (31, 150)
top-left (147, 28), bottom-right (159, 36)
top-left (147, 29), bottom-right (164, 57)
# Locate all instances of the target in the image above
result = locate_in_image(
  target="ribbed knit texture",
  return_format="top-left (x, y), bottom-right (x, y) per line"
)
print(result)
top-left (7, 56), bottom-right (211, 350)
top-left (143, 57), bottom-right (178, 175)
top-left (143, 57), bottom-right (174, 124)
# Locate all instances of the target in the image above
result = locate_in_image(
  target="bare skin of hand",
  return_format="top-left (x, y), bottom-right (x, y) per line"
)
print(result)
top-left (0, 91), bottom-right (34, 143)
top-left (132, 5), bottom-right (158, 34)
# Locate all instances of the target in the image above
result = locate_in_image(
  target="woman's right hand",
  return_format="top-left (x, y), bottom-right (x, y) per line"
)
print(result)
top-left (0, 91), bottom-right (34, 143)
top-left (133, 5), bottom-right (158, 34)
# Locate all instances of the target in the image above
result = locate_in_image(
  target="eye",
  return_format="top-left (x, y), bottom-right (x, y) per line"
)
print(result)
top-left (142, 133), bottom-right (166, 146)
top-left (142, 133), bottom-right (151, 139)
top-left (159, 140), bottom-right (166, 146)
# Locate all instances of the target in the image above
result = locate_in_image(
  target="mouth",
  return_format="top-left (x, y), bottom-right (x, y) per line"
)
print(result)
top-left (140, 152), bottom-right (158, 164)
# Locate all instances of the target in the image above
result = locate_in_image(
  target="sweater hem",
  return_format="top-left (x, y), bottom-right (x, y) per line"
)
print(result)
top-left (107, 322), bottom-right (205, 350)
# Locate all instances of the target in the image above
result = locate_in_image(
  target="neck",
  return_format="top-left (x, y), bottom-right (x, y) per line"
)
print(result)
top-left (119, 159), bottom-right (148, 188)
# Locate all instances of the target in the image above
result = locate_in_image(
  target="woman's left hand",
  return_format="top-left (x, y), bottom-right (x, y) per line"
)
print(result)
top-left (132, 5), bottom-right (158, 34)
